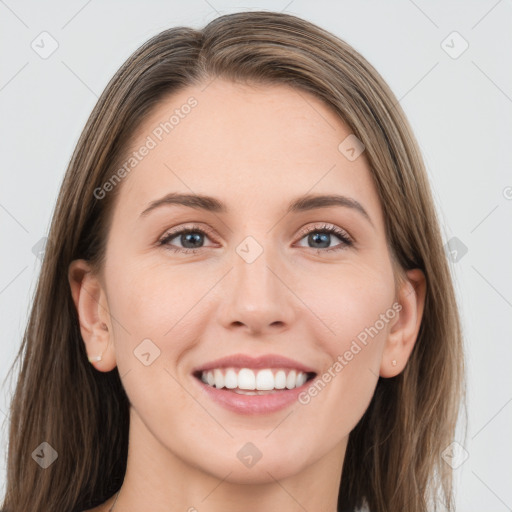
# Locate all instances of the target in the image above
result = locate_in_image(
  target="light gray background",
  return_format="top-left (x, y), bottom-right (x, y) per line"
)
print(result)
top-left (1, 1), bottom-right (511, 510)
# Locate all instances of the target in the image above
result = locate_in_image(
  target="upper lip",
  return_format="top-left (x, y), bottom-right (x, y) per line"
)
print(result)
top-left (192, 353), bottom-right (317, 375)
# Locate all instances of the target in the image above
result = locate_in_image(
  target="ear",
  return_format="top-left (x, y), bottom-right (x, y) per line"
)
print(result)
top-left (380, 268), bottom-right (426, 378)
top-left (68, 259), bottom-right (117, 371)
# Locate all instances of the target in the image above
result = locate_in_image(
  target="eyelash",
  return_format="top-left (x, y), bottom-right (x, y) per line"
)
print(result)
top-left (158, 223), bottom-right (353, 255)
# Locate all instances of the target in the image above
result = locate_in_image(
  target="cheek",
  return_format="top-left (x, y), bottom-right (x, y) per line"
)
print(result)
top-left (105, 261), bottom-right (208, 423)
top-left (295, 262), bottom-right (395, 426)
top-left (297, 257), bottom-right (396, 352)
top-left (105, 259), bottom-right (208, 369)
top-left (326, 279), bottom-right (395, 360)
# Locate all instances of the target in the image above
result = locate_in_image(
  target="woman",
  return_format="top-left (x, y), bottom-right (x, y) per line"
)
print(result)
top-left (1, 10), bottom-right (465, 512)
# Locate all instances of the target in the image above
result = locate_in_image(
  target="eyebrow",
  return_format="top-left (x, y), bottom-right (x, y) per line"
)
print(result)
top-left (140, 192), bottom-right (374, 228)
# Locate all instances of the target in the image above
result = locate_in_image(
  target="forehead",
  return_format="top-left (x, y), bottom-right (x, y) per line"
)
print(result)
top-left (112, 79), bottom-right (383, 227)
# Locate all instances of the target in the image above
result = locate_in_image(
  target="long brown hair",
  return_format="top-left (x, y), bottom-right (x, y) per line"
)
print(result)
top-left (1, 11), bottom-right (465, 512)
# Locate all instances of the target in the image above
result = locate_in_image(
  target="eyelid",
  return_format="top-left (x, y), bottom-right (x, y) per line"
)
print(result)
top-left (295, 222), bottom-right (353, 244)
top-left (158, 223), bottom-right (218, 245)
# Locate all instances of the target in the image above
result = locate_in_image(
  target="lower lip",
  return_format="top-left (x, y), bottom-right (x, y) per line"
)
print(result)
top-left (193, 375), bottom-right (313, 415)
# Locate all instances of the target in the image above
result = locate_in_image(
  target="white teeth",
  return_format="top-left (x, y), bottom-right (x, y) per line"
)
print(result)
top-left (199, 367), bottom-right (310, 391)
top-left (213, 369), bottom-right (224, 389)
top-left (238, 368), bottom-right (256, 390)
top-left (286, 370), bottom-right (296, 390)
top-left (256, 369), bottom-right (274, 390)
top-left (274, 370), bottom-right (286, 389)
top-left (296, 372), bottom-right (307, 387)
top-left (224, 368), bottom-right (238, 389)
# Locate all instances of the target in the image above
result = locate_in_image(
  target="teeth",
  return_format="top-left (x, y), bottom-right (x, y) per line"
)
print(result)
top-left (256, 369), bottom-right (274, 390)
top-left (275, 370), bottom-right (286, 389)
top-left (238, 368), bottom-right (255, 390)
top-left (214, 369), bottom-right (224, 389)
top-left (199, 367), bottom-right (310, 391)
top-left (224, 368), bottom-right (237, 389)
top-left (286, 370), bottom-right (296, 389)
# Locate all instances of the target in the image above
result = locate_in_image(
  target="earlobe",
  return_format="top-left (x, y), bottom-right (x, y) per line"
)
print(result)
top-left (68, 259), bottom-right (117, 371)
top-left (380, 268), bottom-right (426, 378)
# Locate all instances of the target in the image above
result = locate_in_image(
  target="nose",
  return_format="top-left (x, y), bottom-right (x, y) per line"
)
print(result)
top-left (216, 244), bottom-right (297, 335)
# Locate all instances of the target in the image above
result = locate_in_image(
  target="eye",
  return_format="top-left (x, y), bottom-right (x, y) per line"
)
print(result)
top-left (158, 224), bottom-right (217, 254)
top-left (294, 223), bottom-right (353, 253)
top-left (158, 222), bottom-right (353, 255)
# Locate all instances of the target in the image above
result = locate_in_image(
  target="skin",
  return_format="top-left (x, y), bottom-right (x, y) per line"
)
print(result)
top-left (69, 78), bottom-right (426, 512)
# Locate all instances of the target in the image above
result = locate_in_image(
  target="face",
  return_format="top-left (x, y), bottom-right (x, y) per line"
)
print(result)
top-left (90, 79), bottom-right (404, 483)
